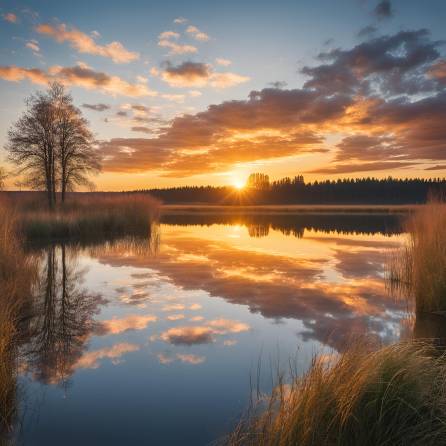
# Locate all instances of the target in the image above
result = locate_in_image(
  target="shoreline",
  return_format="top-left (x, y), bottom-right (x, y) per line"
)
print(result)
top-left (161, 204), bottom-right (419, 214)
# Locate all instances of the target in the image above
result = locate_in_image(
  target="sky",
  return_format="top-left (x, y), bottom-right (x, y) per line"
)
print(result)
top-left (1, 0), bottom-right (446, 190)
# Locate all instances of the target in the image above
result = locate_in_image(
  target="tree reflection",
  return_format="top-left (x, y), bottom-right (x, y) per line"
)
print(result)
top-left (24, 245), bottom-right (105, 388)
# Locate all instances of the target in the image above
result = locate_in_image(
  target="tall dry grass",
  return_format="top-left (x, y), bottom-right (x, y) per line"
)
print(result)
top-left (0, 200), bottom-right (35, 435)
top-left (16, 193), bottom-right (160, 242)
top-left (227, 341), bottom-right (446, 446)
top-left (388, 199), bottom-right (446, 313)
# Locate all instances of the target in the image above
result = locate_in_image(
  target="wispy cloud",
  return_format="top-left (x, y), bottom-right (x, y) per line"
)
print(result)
top-left (0, 64), bottom-right (157, 97)
top-left (36, 23), bottom-right (139, 63)
top-left (173, 17), bottom-right (188, 24)
top-left (215, 58), bottom-right (232, 66)
top-left (82, 103), bottom-right (111, 111)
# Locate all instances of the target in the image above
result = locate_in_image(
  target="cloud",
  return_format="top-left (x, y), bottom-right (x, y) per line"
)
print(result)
top-left (166, 314), bottom-right (185, 321)
top-left (425, 164), bottom-right (446, 171)
top-left (158, 61), bottom-right (250, 88)
top-left (99, 314), bottom-right (157, 334)
top-left (157, 352), bottom-right (205, 364)
top-left (186, 25), bottom-right (210, 42)
top-left (308, 161), bottom-right (415, 174)
top-left (176, 353), bottom-right (205, 364)
top-left (36, 23), bottom-right (139, 63)
top-left (215, 58), bottom-right (232, 66)
top-left (429, 60), bottom-right (446, 84)
top-left (159, 326), bottom-right (214, 345)
top-left (75, 343), bottom-right (139, 369)
top-left (25, 39), bottom-right (40, 53)
top-left (158, 31), bottom-right (198, 55)
top-left (158, 39), bottom-right (198, 55)
top-left (82, 103), bottom-right (110, 111)
top-left (374, 0), bottom-right (394, 20)
top-left (159, 31), bottom-right (180, 40)
top-left (174, 17), bottom-right (188, 24)
top-left (2, 13), bottom-right (17, 23)
top-left (157, 318), bottom-right (250, 345)
top-left (0, 64), bottom-right (157, 97)
top-left (98, 29), bottom-right (446, 176)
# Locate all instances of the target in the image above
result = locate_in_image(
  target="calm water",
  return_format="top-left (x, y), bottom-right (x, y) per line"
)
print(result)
top-left (15, 212), bottom-right (408, 445)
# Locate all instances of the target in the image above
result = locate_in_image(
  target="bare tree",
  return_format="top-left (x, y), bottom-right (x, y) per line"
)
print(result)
top-left (5, 83), bottom-right (100, 208)
top-left (50, 83), bottom-right (100, 202)
top-left (6, 90), bottom-right (58, 208)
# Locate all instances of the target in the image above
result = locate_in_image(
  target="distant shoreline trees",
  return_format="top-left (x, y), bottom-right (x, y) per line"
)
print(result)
top-left (137, 175), bottom-right (446, 205)
top-left (5, 83), bottom-right (100, 209)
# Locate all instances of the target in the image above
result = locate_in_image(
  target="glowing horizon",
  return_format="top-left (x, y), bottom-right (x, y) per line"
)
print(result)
top-left (0, 0), bottom-right (445, 191)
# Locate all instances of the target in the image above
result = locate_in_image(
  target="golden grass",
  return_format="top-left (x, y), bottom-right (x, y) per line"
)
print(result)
top-left (388, 200), bottom-right (446, 313)
top-left (0, 200), bottom-right (35, 435)
top-left (227, 341), bottom-right (446, 446)
top-left (16, 193), bottom-right (160, 242)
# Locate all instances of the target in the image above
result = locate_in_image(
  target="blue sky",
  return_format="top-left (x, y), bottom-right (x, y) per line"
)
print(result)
top-left (1, 0), bottom-right (446, 189)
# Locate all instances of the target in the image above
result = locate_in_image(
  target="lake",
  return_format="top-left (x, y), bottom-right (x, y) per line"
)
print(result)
top-left (14, 211), bottom-right (409, 445)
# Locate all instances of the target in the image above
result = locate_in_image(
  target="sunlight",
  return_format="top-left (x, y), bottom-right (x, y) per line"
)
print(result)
top-left (232, 179), bottom-right (246, 190)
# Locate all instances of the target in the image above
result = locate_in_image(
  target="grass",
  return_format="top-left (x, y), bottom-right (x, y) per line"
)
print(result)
top-left (388, 199), bottom-right (446, 313)
top-left (0, 200), bottom-right (35, 436)
top-left (8, 193), bottom-right (160, 243)
top-left (227, 341), bottom-right (446, 446)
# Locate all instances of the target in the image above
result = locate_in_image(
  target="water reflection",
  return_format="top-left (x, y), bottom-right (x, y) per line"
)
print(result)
top-left (23, 245), bottom-right (105, 387)
top-left (161, 211), bottom-right (403, 237)
top-left (15, 213), bottom-right (411, 445)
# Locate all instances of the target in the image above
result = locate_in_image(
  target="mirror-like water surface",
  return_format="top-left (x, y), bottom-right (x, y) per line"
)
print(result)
top-left (16, 213), bottom-right (408, 445)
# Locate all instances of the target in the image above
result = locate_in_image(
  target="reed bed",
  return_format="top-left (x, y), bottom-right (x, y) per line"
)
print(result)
top-left (16, 193), bottom-right (160, 242)
top-left (227, 341), bottom-right (446, 446)
top-left (0, 200), bottom-right (35, 435)
top-left (388, 200), bottom-right (446, 313)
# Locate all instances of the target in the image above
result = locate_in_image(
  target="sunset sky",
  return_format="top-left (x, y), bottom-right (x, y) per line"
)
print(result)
top-left (1, 0), bottom-right (446, 190)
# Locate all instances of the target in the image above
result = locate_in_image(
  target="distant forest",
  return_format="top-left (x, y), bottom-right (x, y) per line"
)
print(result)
top-left (136, 175), bottom-right (446, 205)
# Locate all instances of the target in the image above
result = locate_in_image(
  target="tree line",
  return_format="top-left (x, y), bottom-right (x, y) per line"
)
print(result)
top-left (137, 175), bottom-right (446, 204)
top-left (5, 83), bottom-right (100, 209)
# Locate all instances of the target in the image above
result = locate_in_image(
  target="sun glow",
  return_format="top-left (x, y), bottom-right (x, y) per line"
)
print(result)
top-left (232, 179), bottom-right (245, 189)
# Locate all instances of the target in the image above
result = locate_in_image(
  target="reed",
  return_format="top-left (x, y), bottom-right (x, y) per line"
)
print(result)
top-left (227, 341), bottom-right (446, 446)
top-left (0, 200), bottom-right (35, 435)
top-left (388, 199), bottom-right (446, 313)
top-left (16, 193), bottom-right (160, 242)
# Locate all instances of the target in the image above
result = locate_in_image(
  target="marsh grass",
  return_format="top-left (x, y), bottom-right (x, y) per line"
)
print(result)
top-left (0, 201), bottom-right (35, 435)
top-left (388, 199), bottom-right (446, 313)
top-left (227, 341), bottom-right (446, 446)
top-left (16, 193), bottom-right (160, 242)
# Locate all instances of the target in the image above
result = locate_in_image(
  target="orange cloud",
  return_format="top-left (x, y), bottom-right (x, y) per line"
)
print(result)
top-left (176, 353), bottom-right (205, 364)
top-left (166, 314), bottom-right (185, 321)
top-left (186, 25), bottom-right (210, 42)
top-left (158, 61), bottom-right (249, 88)
top-left (158, 36), bottom-right (197, 55)
top-left (2, 13), bottom-right (17, 23)
top-left (75, 343), bottom-right (140, 369)
top-left (0, 64), bottom-right (157, 97)
top-left (159, 326), bottom-right (214, 345)
top-left (157, 318), bottom-right (250, 345)
top-left (100, 314), bottom-right (157, 334)
top-left (36, 23), bottom-right (139, 63)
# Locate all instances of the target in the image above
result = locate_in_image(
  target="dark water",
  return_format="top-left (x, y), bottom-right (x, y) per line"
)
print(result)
top-left (14, 212), bottom-right (409, 445)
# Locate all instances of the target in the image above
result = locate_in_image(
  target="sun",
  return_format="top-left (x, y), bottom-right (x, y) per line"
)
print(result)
top-left (233, 179), bottom-right (245, 190)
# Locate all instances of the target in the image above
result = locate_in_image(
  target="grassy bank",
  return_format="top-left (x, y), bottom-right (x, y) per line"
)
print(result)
top-left (228, 341), bottom-right (446, 446)
top-left (0, 201), bottom-right (35, 435)
top-left (6, 193), bottom-right (160, 243)
top-left (388, 200), bottom-right (446, 313)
